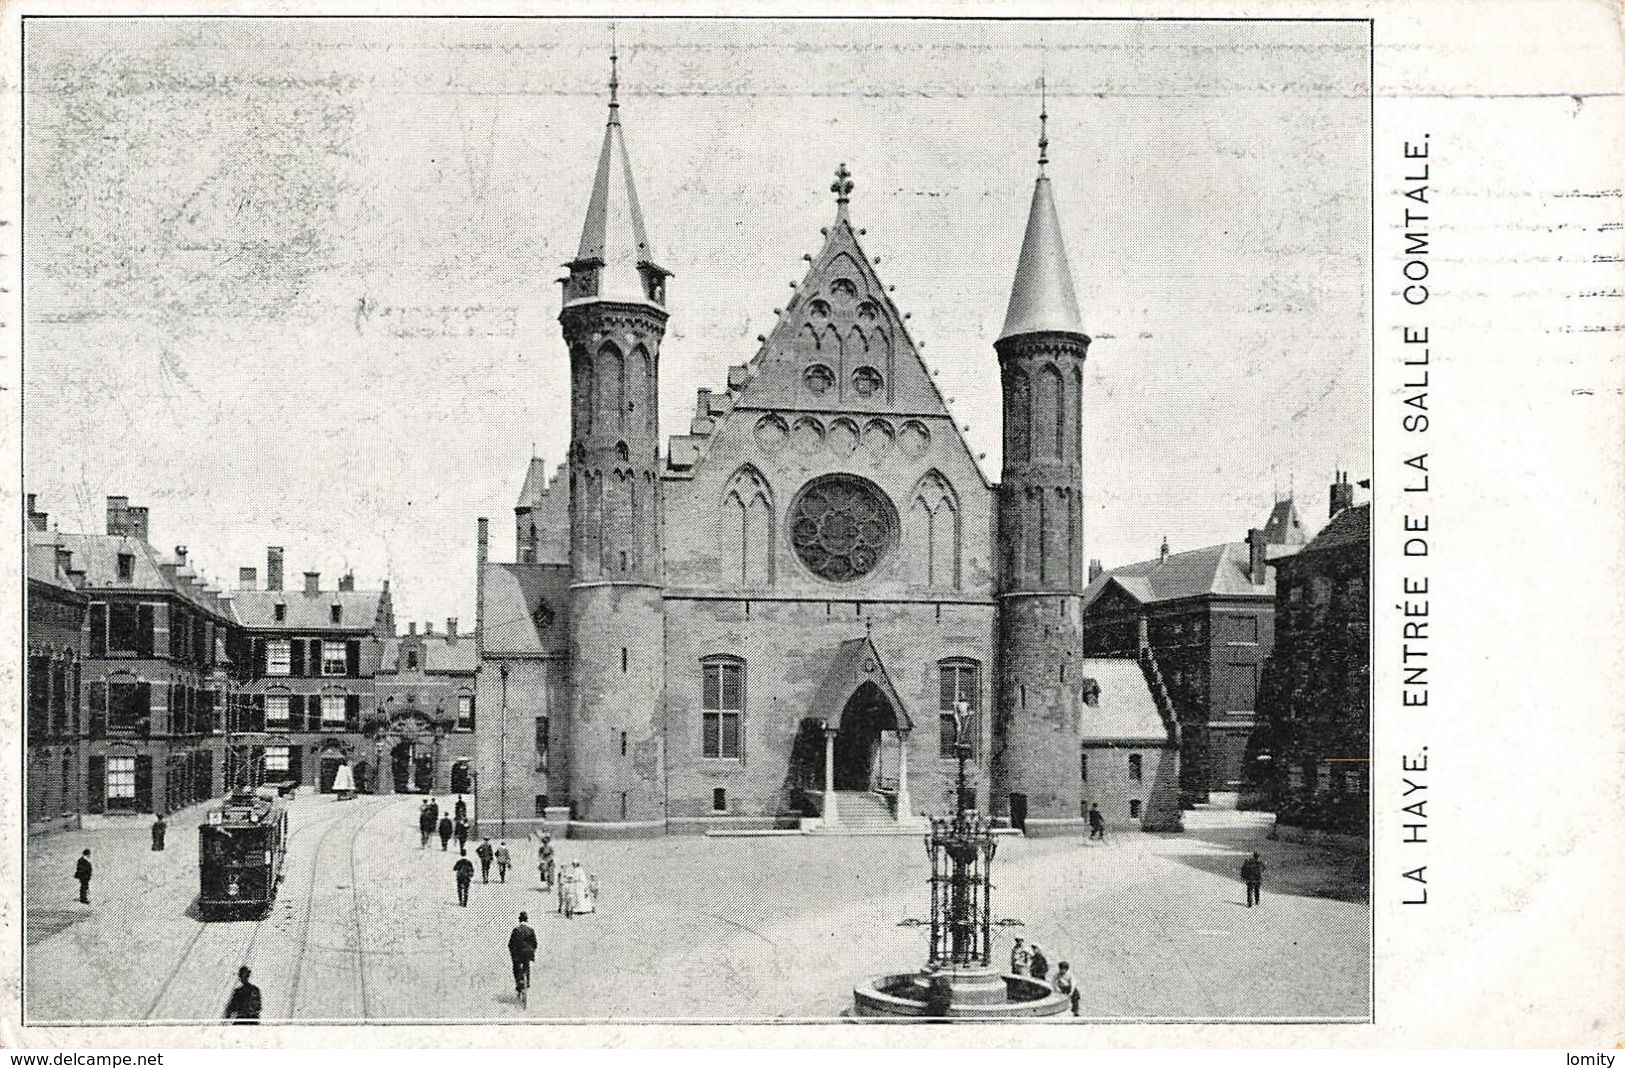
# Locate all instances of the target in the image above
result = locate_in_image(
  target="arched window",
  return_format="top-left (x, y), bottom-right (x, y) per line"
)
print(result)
top-left (1037, 363), bottom-right (1062, 457)
top-left (1128, 753), bottom-right (1143, 782)
top-left (938, 658), bottom-right (981, 758)
top-left (701, 656), bottom-right (745, 760)
top-left (1007, 367), bottom-right (1031, 462)
top-left (720, 466), bottom-right (775, 588)
top-left (908, 471), bottom-right (961, 589)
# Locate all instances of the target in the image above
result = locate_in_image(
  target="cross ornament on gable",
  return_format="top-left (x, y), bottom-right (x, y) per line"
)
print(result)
top-left (831, 162), bottom-right (854, 206)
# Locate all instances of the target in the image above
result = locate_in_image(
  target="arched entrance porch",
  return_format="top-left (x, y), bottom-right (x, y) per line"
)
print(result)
top-left (834, 681), bottom-right (901, 792)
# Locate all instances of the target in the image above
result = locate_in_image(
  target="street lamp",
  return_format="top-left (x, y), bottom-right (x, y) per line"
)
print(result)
top-left (498, 662), bottom-right (510, 837)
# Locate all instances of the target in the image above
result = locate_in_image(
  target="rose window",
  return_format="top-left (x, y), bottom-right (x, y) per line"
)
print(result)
top-left (852, 366), bottom-right (883, 396)
top-left (789, 476), bottom-right (896, 582)
top-left (804, 364), bottom-right (835, 395)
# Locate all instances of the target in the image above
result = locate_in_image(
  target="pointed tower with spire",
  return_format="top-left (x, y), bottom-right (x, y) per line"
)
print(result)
top-left (993, 82), bottom-right (1093, 831)
top-left (559, 45), bottom-right (669, 826)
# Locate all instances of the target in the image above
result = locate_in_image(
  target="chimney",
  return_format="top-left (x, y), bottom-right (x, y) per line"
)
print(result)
top-left (1329, 469), bottom-right (1355, 519)
top-left (55, 546), bottom-right (73, 577)
top-left (424, 620), bottom-right (434, 637)
top-left (477, 517), bottom-right (489, 567)
top-left (238, 567), bottom-right (258, 589)
top-left (446, 617), bottom-right (459, 642)
top-left (1159, 536), bottom-right (1170, 564)
top-left (338, 571), bottom-right (355, 592)
top-left (1247, 528), bottom-right (1268, 585)
top-left (408, 621), bottom-right (417, 636)
top-left (1088, 558), bottom-right (1104, 583)
top-left (26, 494), bottom-right (48, 532)
top-left (303, 571), bottom-right (320, 595)
top-left (267, 547), bottom-right (285, 592)
top-left (105, 496), bottom-right (128, 536)
top-left (126, 506), bottom-right (150, 543)
top-left (174, 545), bottom-right (189, 568)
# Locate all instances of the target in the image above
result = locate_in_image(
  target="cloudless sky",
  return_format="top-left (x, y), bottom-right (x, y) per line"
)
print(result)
top-left (23, 17), bottom-right (1371, 628)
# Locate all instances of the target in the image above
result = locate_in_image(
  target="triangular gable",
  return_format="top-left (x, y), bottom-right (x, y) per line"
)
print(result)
top-left (669, 201), bottom-right (990, 487)
top-left (1081, 574), bottom-right (1144, 615)
top-left (807, 635), bottom-right (914, 731)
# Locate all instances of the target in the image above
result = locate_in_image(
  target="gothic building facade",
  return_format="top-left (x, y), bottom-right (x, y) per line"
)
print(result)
top-left (474, 65), bottom-right (1182, 838)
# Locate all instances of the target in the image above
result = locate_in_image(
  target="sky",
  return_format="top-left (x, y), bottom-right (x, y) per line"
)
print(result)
top-left (22, 17), bottom-right (1371, 628)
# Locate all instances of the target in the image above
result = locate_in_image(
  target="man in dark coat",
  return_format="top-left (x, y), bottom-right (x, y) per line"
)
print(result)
top-left (454, 795), bottom-right (468, 823)
top-left (508, 911), bottom-right (538, 1001)
top-left (224, 966), bottom-right (262, 1023)
top-left (1088, 804), bottom-right (1106, 841)
top-left (1241, 852), bottom-right (1265, 907)
top-left (74, 849), bottom-right (92, 904)
top-left (438, 813), bottom-right (454, 851)
top-left (476, 838), bottom-right (495, 884)
top-left (418, 801), bottom-right (436, 848)
top-left (453, 850), bottom-right (475, 907)
top-left (454, 816), bottom-right (470, 852)
top-left (1029, 944), bottom-right (1050, 981)
top-left (425, 797), bottom-right (440, 829)
top-left (151, 813), bottom-right (167, 851)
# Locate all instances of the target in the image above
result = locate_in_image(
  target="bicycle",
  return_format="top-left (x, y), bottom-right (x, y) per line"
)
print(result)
top-left (513, 957), bottom-right (531, 1008)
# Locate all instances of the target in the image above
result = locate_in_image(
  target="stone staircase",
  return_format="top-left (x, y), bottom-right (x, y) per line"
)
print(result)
top-left (802, 790), bottom-right (926, 835)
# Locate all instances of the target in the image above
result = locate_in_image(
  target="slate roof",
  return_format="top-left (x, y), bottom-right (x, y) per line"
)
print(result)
top-left (1292, 502), bottom-right (1369, 557)
top-left (479, 562), bottom-right (571, 656)
top-left (567, 77), bottom-right (664, 311)
top-left (376, 636), bottom-right (479, 674)
top-left (1081, 540), bottom-right (1272, 611)
top-left (999, 170), bottom-right (1086, 341)
top-left (806, 636), bottom-right (914, 731)
top-left (1261, 499), bottom-right (1307, 546)
top-left (26, 532), bottom-right (83, 596)
top-left (1078, 658), bottom-right (1171, 744)
top-left (232, 588), bottom-right (387, 633)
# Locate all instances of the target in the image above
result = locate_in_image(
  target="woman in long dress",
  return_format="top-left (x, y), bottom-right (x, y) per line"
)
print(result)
top-left (561, 860), bottom-right (595, 917)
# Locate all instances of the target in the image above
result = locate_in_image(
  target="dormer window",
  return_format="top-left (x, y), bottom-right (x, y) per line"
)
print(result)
top-left (330, 603), bottom-right (342, 624)
top-left (274, 602), bottom-right (287, 622)
top-left (406, 651), bottom-right (418, 671)
top-left (116, 552), bottom-right (134, 582)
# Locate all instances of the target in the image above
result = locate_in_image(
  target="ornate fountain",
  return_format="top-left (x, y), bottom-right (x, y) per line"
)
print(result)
top-left (852, 708), bottom-right (1069, 1019)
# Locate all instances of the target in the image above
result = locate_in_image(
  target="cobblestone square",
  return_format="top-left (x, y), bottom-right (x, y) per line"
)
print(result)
top-left (23, 794), bottom-right (1368, 1023)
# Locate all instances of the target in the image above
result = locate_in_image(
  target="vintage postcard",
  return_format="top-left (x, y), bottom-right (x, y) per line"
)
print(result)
top-left (2, 2), bottom-right (1619, 1051)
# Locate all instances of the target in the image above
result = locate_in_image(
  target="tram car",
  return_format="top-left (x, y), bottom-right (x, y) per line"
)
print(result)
top-left (198, 788), bottom-right (288, 918)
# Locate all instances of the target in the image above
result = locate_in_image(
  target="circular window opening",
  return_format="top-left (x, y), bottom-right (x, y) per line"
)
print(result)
top-left (852, 366), bottom-right (883, 396)
top-left (789, 475), bottom-right (897, 583)
top-left (804, 364), bottom-right (835, 395)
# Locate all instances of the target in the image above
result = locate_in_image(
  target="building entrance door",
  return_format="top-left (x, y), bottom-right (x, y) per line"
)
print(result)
top-left (391, 740), bottom-right (416, 793)
top-left (450, 759), bottom-right (472, 795)
top-left (834, 682), bottom-right (895, 791)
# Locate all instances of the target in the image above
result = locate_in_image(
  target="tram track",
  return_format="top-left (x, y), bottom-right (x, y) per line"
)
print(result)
top-left (284, 798), bottom-right (392, 1021)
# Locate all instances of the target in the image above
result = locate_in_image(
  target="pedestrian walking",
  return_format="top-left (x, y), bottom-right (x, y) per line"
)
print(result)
top-left (74, 849), bottom-right (92, 904)
top-left (495, 842), bottom-right (512, 884)
top-left (453, 849), bottom-right (475, 907)
top-left (1088, 804), bottom-right (1106, 841)
top-left (508, 911), bottom-right (538, 1005)
top-left (560, 859), bottom-right (595, 918)
top-left (538, 836), bottom-right (555, 889)
top-left (1240, 851), bottom-right (1265, 907)
top-left (418, 800), bottom-right (435, 848)
top-left (454, 816), bottom-right (470, 852)
top-left (1053, 961), bottom-right (1080, 1016)
top-left (438, 814), bottom-right (454, 851)
top-left (223, 966), bottom-right (262, 1023)
top-left (150, 813), bottom-right (167, 851)
top-left (454, 795), bottom-right (468, 824)
top-left (476, 838), bottom-right (495, 884)
top-left (1009, 936), bottom-right (1031, 976)
top-left (1029, 944), bottom-right (1049, 982)
top-left (426, 797), bottom-right (440, 830)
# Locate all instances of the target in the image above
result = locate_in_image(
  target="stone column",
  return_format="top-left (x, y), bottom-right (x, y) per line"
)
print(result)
top-left (822, 723), bottom-right (840, 827)
top-left (895, 729), bottom-right (912, 821)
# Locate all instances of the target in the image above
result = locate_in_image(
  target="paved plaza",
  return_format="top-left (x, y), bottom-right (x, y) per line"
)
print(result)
top-left (23, 794), bottom-right (1368, 1023)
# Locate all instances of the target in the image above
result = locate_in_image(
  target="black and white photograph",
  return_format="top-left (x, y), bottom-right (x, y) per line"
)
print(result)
top-left (7, 6), bottom-right (1616, 1046)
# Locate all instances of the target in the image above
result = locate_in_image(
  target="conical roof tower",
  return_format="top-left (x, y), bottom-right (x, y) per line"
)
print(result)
top-left (998, 83), bottom-right (1085, 341)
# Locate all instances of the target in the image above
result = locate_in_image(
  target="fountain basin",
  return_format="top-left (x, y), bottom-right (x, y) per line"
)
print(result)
top-left (853, 965), bottom-right (1070, 1019)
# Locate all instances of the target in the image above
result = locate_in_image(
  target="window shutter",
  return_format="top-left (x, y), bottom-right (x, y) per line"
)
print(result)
top-left (89, 603), bottom-right (107, 658)
top-left (345, 694), bottom-right (361, 730)
top-left (290, 639), bottom-right (305, 677)
top-left (87, 756), bottom-right (105, 813)
top-left (467, 694), bottom-right (475, 732)
top-left (88, 682), bottom-right (106, 738)
top-left (288, 745), bottom-right (303, 785)
top-left (137, 604), bottom-right (155, 658)
top-left (136, 683), bottom-right (152, 737)
top-left (134, 756), bottom-right (152, 812)
top-left (253, 639), bottom-right (267, 678)
top-left (346, 640), bottom-right (361, 677)
top-left (309, 640), bottom-right (322, 677)
top-left (289, 695), bottom-right (306, 732)
top-left (252, 694), bottom-right (266, 733)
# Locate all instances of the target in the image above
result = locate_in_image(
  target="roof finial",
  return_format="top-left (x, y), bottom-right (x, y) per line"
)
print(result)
top-left (1038, 74), bottom-right (1050, 170)
top-left (831, 162), bottom-right (854, 219)
top-left (608, 22), bottom-right (620, 118)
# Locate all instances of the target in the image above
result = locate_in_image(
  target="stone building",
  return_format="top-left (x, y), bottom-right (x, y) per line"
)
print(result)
top-left (1079, 499), bottom-right (1306, 803)
top-left (1255, 477), bottom-right (1369, 838)
top-left (373, 619), bottom-right (478, 796)
top-left (25, 496), bottom-right (89, 833)
top-left (473, 63), bottom-right (1180, 838)
top-left (50, 497), bottom-right (240, 816)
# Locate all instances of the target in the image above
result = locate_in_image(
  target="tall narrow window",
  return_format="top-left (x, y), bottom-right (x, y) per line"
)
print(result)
top-left (320, 694), bottom-right (346, 729)
top-left (1080, 751), bottom-right (1089, 783)
top-left (938, 659), bottom-right (981, 758)
top-left (265, 694), bottom-right (290, 728)
top-left (322, 641), bottom-right (348, 676)
top-left (106, 755), bottom-right (137, 806)
top-left (1128, 753), bottom-right (1143, 782)
top-left (701, 658), bottom-right (744, 760)
top-left (116, 553), bottom-right (135, 582)
top-left (534, 716), bottom-right (550, 771)
top-left (266, 639), bottom-right (291, 677)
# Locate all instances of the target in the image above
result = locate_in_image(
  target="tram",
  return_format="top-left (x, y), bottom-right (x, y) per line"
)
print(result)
top-left (198, 788), bottom-right (288, 918)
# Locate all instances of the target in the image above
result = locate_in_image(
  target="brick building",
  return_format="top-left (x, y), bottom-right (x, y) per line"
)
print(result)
top-left (25, 496), bottom-right (89, 833)
top-left (1255, 478), bottom-right (1369, 837)
top-left (1079, 499), bottom-right (1306, 804)
top-left (373, 619), bottom-right (478, 796)
top-left (48, 497), bottom-right (241, 817)
top-left (473, 63), bottom-right (1180, 838)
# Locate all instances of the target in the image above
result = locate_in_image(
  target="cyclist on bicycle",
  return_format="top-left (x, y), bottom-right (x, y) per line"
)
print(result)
top-left (508, 911), bottom-right (538, 1003)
